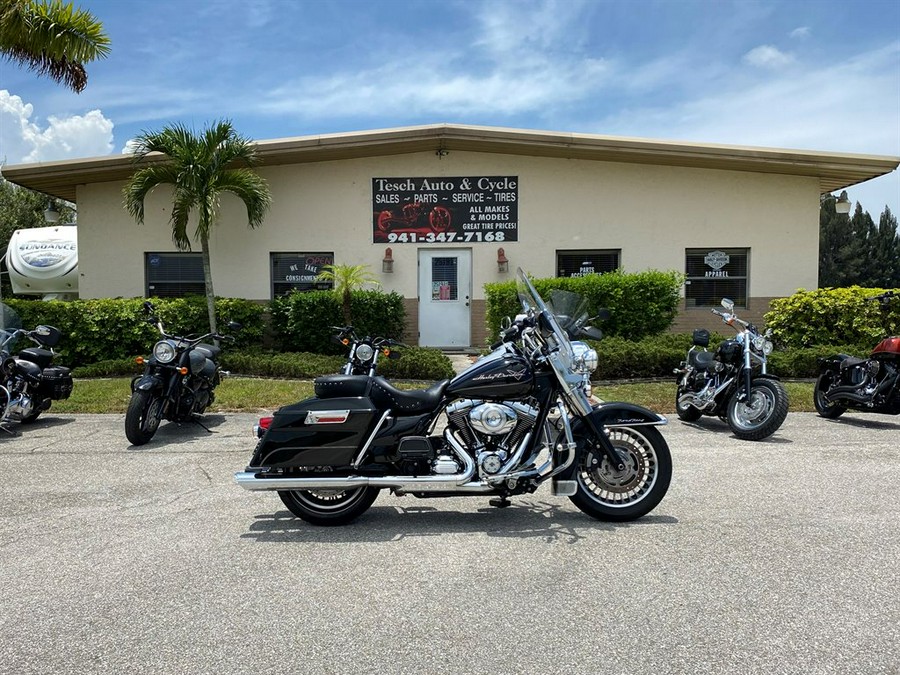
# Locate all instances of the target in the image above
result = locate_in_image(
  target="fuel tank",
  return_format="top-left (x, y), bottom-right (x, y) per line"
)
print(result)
top-left (446, 349), bottom-right (533, 400)
top-left (872, 336), bottom-right (900, 357)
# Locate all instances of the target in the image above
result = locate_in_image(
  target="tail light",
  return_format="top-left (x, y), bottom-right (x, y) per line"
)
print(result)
top-left (254, 416), bottom-right (274, 438)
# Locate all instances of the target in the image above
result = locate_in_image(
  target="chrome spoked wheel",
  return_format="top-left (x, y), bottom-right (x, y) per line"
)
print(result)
top-left (726, 379), bottom-right (788, 441)
top-left (570, 425), bottom-right (672, 522)
top-left (279, 486), bottom-right (380, 526)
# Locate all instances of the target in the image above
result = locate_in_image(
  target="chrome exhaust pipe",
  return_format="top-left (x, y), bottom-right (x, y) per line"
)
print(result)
top-left (235, 430), bottom-right (476, 492)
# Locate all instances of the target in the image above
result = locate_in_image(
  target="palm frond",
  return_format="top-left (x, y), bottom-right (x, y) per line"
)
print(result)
top-left (0, 0), bottom-right (110, 92)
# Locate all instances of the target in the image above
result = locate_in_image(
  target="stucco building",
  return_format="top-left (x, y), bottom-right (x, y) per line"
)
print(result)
top-left (3, 124), bottom-right (897, 348)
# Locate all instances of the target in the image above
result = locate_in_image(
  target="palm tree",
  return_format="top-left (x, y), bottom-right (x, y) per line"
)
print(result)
top-left (122, 120), bottom-right (272, 336)
top-left (316, 263), bottom-right (381, 325)
top-left (0, 0), bottom-right (110, 93)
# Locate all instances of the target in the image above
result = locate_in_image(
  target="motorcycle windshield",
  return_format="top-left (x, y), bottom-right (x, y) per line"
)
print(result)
top-left (1, 302), bottom-right (23, 352)
top-left (515, 268), bottom-right (584, 363)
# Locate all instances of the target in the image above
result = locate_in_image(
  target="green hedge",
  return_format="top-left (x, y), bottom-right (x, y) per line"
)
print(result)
top-left (3, 296), bottom-right (265, 367)
top-left (70, 347), bottom-right (454, 381)
top-left (765, 286), bottom-right (900, 349)
top-left (270, 289), bottom-right (405, 354)
top-left (484, 269), bottom-right (684, 345)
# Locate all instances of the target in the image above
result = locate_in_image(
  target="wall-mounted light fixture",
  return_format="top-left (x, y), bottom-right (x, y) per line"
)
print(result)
top-left (821, 190), bottom-right (852, 215)
top-left (43, 203), bottom-right (60, 223)
top-left (497, 247), bottom-right (509, 273)
top-left (382, 247), bottom-right (394, 273)
top-left (435, 148), bottom-right (449, 158)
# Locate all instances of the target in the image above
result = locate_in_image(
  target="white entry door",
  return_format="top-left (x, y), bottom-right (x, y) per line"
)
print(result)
top-left (418, 249), bottom-right (472, 348)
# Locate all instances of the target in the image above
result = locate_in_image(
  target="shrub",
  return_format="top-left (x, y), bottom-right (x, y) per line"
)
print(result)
top-left (270, 289), bottom-right (405, 354)
top-left (377, 347), bottom-right (455, 380)
top-left (3, 296), bottom-right (266, 367)
top-left (765, 286), bottom-right (900, 349)
top-left (484, 269), bottom-right (684, 345)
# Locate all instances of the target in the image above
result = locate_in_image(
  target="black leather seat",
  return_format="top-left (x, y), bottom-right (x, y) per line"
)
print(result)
top-left (314, 374), bottom-right (449, 415)
top-left (689, 350), bottom-right (716, 371)
top-left (840, 356), bottom-right (868, 370)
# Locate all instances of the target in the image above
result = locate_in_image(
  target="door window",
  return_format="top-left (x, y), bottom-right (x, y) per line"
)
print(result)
top-left (431, 257), bottom-right (458, 301)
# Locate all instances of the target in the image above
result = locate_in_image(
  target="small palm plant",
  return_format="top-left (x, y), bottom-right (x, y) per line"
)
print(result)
top-left (316, 263), bottom-right (381, 326)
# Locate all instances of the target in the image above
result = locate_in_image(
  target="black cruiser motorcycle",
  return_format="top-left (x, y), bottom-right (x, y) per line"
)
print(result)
top-left (236, 268), bottom-right (672, 526)
top-left (813, 290), bottom-right (900, 419)
top-left (674, 298), bottom-right (788, 441)
top-left (1, 302), bottom-right (73, 428)
top-left (125, 301), bottom-right (239, 445)
top-left (332, 326), bottom-right (402, 376)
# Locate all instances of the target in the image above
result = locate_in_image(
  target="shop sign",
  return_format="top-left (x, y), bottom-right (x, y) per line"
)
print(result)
top-left (704, 250), bottom-right (730, 278)
top-left (274, 253), bottom-right (334, 288)
top-left (373, 176), bottom-right (518, 244)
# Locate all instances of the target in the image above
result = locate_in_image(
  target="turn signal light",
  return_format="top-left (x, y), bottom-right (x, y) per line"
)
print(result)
top-left (135, 356), bottom-right (144, 365)
top-left (178, 367), bottom-right (189, 375)
top-left (342, 338), bottom-right (350, 345)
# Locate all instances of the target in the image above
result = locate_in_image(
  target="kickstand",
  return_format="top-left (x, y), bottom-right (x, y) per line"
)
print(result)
top-left (489, 496), bottom-right (511, 508)
top-left (191, 416), bottom-right (213, 434)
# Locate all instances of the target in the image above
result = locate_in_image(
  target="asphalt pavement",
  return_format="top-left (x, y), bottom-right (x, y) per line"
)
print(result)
top-left (1, 411), bottom-right (899, 675)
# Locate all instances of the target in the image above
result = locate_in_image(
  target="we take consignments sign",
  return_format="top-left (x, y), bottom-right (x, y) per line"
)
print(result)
top-left (372, 176), bottom-right (518, 243)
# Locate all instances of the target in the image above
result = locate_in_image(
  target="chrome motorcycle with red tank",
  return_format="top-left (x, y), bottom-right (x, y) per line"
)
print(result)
top-left (813, 290), bottom-right (900, 419)
top-left (235, 268), bottom-right (672, 526)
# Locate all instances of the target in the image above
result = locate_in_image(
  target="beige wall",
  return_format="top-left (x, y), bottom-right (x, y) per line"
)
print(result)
top-left (75, 150), bottom-right (819, 307)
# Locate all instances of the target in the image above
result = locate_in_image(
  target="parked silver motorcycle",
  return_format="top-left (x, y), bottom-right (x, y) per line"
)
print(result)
top-left (674, 298), bottom-right (788, 440)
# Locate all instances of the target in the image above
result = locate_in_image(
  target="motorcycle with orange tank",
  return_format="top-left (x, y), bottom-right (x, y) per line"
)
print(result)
top-left (813, 291), bottom-right (900, 418)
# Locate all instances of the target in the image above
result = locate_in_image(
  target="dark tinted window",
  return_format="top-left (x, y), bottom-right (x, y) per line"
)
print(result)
top-left (685, 248), bottom-right (749, 307)
top-left (145, 253), bottom-right (204, 297)
top-left (556, 250), bottom-right (620, 277)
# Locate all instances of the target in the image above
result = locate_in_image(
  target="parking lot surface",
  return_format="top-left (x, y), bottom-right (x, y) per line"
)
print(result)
top-left (1, 412), bottom-right (899, 675)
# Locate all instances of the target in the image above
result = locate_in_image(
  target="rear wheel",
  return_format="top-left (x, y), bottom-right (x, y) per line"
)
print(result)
top-left (569, 426), bottom-right (672, 522)
top-left (279, 487), bottom-right (380, 526)
top-left (675, 384), bottom-right (703, 422)
top-left (813, 373), bottom-right (846, 419)
top-left (726, 378), bottom-right (788, 440)
top-left (125, 390), bottom-right (163, 445)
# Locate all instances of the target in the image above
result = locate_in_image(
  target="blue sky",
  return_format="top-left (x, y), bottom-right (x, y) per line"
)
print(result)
top-left (1, 0), bottom-right (899, 215)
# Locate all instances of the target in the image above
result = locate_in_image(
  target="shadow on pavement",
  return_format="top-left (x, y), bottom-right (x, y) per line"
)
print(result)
top-left (241, 499), bottom-right (679, 544)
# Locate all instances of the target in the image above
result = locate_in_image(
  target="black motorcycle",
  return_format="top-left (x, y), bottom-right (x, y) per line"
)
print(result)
top-left (331, 325), bottom-right (402, 376)
top-left (236, 268), bottom-right (672, 526)
top-left (813, 291), bottom-right (900, 418)
top-left (1, 302), bottom-right (73, 428)
top-left (674, 298), bottom-right (788, 440)
top-left (125, 301), bottom-right (240, 445)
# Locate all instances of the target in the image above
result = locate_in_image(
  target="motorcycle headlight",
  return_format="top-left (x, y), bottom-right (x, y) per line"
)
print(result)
top-left (571, 341), bottom-right (599, 374)
top-left (153, 340), bottom-right (177, 364)
top-left (354, 343), bottom-right (375, 363)
top-left (752, 336), bottom-right (774, 356)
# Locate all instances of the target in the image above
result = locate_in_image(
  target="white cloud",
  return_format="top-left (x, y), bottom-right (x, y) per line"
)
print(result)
top-left (0, 90), bottom-right (114, 165)
top-left (743, 45), bottom-right (795, 69)
top-left (790, 26), bottom-right (810, 39)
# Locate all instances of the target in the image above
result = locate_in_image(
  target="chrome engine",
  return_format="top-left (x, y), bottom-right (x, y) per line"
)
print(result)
top-left (446, 399), bottom-right (539, 478)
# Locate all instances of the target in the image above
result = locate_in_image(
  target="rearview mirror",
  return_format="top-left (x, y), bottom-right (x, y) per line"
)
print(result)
top-left (721, 298), bottom-right (734, 311)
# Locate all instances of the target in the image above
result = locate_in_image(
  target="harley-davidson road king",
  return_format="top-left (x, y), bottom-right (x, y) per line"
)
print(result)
top-left (235, 268), bottom-right (672, 525)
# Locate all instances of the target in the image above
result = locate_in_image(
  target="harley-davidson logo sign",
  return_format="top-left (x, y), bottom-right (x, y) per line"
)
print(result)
top-left (704, 250), bottom-right (730, 270)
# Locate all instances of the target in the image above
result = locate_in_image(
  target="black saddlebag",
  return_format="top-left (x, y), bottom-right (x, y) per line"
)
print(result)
top-left (39, 366), bottom-right (74, 400)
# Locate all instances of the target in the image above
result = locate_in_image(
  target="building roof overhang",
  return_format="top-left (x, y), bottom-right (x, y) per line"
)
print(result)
top-left (2, 123), bottom-right (897, 203)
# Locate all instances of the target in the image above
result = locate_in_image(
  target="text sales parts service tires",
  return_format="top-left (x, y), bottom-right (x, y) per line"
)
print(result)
top-left (570, 425), bottom-right (672, 522)
top-left (674, 384), bottom-right (703, 422)
top-left (278, 487), bottom-right (381, 526)
top-left (813, 373), bottom-right (847, 419)
top-left (726, 378), bottom-right (789, 441)
top-left (125, 390), bottom-right (163, 445)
